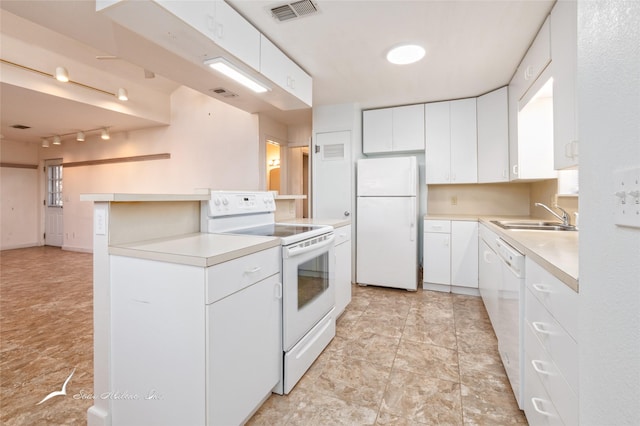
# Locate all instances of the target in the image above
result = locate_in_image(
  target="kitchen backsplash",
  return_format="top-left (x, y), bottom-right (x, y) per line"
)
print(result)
top-left (427, 179), bottom-right (579, 220)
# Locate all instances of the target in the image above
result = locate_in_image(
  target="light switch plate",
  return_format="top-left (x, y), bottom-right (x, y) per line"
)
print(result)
top-left (614, 167), bottom-right (640, 228)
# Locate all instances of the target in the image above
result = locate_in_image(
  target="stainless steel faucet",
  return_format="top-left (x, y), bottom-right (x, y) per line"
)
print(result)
top-left (535, 202), bottom-right (571, 226)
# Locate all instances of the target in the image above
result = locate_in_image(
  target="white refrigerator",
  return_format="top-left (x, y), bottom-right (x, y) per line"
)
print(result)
top-left (356, 156), bottom-right (418, 291)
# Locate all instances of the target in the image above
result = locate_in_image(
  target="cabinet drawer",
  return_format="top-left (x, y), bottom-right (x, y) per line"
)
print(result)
top-left (206, 247), bottom-right (280, 303)
top-left (526, 258), bottom-right (578, 339)
top-left (524, 350), bottom-right (565, 426)
top-left (424, 220), bottom-right (451, 233)
top-left (334, 225), bottom-right (351, 246)
top-left (525, 321), bottom-right (578, 426)
top-left (526, 288), bottom-right (578, 393)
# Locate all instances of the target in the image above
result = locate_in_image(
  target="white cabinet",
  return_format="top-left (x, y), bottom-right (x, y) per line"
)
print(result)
top-left (508, 17), bottom-right (556, 181)
top-left (362, 104), bottom-right (425, 154)
top-left (423, 220), bottom-right (478, 294)
top-left (477, 87), bottom-right (509, 183)
top-left (478, 225), bottom-right (501, 329)
top-left (260, 34), bottom-right (312, 107)
top-left (334, 225), bottom-right (352, 317)
top-left (425, 98), bottom-right (477, 184)
top-left (551, 0), bottom-right (579, 169)
top-left (524, 257), bottom-right (578, 426)
top-left (110, 246), bottom-right (281, 426)
top-left (209, 0), bottom-right (260, 71)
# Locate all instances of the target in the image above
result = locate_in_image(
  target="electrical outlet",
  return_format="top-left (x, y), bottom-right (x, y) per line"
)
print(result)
top-left (451, 196), bottom-right (458, 206)
top-left (614, 167), bottom-right (640, 228)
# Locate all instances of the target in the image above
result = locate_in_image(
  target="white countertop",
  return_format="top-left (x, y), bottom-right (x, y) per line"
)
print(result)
top-left (424, 214), bottom-right (579, 292)
top-left (80, 193), bottom-right (210, 202)
top-left (109, 233), bottom-right (280, 267)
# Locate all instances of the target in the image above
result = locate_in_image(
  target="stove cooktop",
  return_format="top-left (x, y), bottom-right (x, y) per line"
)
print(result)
top-left (227, 224), bottom-right (318, 238)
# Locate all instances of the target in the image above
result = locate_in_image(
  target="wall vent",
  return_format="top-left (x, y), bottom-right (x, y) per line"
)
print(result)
top-left (271, 0), bottom-right (318, 22)
top-left (11, 124), bottom-right (31, 129)
top-left (210, 88), bottom-right (238, 98)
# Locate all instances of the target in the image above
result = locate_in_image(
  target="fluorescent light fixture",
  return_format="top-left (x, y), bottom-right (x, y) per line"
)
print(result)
top-left (101, 128), bottom-right (110, 140)
top-left (55, 66), bottom-right (69, 82)
top-left (76, 131), bottom-right (85, 142)
top-left (42, 138), bottom-right (50, 148)
top-left (386, 44), bottom-right (426, 65)
top-left (117, 88), bottom-right (128, 101)
top-left (204, 57), bottom-right (270, 93)
top-left (53, 135), bottom-right (62, 145)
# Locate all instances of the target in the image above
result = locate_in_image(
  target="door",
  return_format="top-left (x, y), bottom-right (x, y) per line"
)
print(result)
top-left (356, 196), bottom-right (417, 290)
top-left (45, 159), bottom-right (63, 247)
top-left (312, 131), bottom-right (352, 219)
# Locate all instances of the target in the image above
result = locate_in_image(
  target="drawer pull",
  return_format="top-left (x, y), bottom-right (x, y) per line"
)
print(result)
top-left (245, 266), bottom-right (262, 274)
top-left (532, 321), bottom-right (554, 336)
top-left (532, 283), bottom-right (552, 293)
top-left (531, 359), bottom-right (554, 376)
top-left (531, 397), bottom-right (556, 417)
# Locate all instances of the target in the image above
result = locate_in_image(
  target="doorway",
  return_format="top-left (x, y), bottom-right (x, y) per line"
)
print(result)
top-left (266, 140), bottom-right (281, 193)
top-left (44, 159), bottom-right (64, 247)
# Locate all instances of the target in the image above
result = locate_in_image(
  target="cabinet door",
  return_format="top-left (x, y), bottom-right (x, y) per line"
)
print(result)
top-left (212, 1), bottom-right (260, 71)
top-left (260, 35), bottom-right (312, 106)
top-left (425, 101), bottom-right (451, 183)
top-left (477, 87), bottom-right (509, 183)
top-left (423, 232), bottom-right (451, 285)
top-left (208, 274), bottom-right (281, 425)
top-left (450, 98), bottom-right (478, 183)
top-left (551, 0), bottom-right (578, 169)
top-left (156, 0), bottom-right (215, 37)
top-left (393, 104), bottom-right (425, 152)
top-left (520, 17), bottom-right (551, 90)
top-left (362, 108), bottom-right (393, 153)
top-left (334, 238), bottom-right (352, 317)
top-left (451, 221), bottom-right (478, 288)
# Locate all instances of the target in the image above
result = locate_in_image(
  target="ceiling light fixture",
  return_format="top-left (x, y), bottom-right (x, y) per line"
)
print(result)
top-left (76, 131), bottom-right (85, 142)
top-left (41, 138), bottom-right (50, 148)
top-left (53, 135), bottom-right (62, 145)
top-left (101, 128), bottom-right (110, 140)
top-left (204, 57), bottom-right (270, 94)
top-left (55, 66), bottom-right (69, 82)
top-left (386, 44), bottom-right (426, 65)
top-left (117, 88), bottom-right (128, 101)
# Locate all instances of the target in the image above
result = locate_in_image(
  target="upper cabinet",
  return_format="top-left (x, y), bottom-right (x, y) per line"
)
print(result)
top-left (97, 0), bottom-right (312, 110)
top-left (477, 87), bottom-right (509, 183)
top-left (508, 17), bottom-right (556, 181)
top-left (425, 98), bottom-right (477, 184)
top-left (362, 104), bottom-right (425, 154)
top-left (260, 35), bottom-right (312, 107)
top-left (551, 0), bottom-right (579, 169)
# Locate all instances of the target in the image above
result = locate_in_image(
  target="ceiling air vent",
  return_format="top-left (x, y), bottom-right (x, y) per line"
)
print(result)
top-left (271, 0), bottom-right (318, 22)
top-left (210, 88), bottom-right (238, 98)
top-left (11, 124), bottom-right (31, 129)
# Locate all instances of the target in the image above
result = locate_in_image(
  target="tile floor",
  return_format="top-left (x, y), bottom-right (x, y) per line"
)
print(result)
top-left (1, 247), bottom-right (526, 425)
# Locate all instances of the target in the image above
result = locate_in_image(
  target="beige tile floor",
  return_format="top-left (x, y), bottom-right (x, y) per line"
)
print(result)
top-left (1, 247), bottom-right (526, 425)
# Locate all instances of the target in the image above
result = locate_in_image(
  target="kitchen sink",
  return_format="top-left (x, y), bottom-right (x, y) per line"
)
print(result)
top-left (491, 220), bottom-right (577, 231)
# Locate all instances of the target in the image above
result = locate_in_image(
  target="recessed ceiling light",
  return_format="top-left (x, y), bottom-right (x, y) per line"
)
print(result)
top-left (386, 44), bottom-right (426, 65)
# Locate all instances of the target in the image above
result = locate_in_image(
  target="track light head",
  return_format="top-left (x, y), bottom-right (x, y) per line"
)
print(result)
top-left (55, 67), bottom-right (69, 82)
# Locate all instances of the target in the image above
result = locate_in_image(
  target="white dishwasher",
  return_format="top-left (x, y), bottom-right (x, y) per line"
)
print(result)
top-left (495, 237), bottom-right (525, 409)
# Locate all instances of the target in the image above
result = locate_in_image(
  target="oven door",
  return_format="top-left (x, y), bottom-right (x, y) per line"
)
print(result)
top-left (282, 233), bottom-right (335, 351)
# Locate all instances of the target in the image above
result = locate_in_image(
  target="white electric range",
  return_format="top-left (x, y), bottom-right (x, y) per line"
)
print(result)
top-left (201, 190), bottom-right (336, 394)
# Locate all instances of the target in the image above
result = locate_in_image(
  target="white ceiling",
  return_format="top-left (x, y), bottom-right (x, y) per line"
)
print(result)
top-left (0, 0), bottom-right (555, 144)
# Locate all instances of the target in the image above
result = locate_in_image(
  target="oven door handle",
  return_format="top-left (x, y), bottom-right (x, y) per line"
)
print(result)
top-left (285, 234), bottom-right (335, 258)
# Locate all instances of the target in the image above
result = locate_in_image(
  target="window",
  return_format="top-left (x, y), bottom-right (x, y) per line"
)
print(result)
top-left (47, 164), bottom-right (63, 207)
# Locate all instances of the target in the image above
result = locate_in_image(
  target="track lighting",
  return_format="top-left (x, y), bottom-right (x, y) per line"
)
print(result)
top-left (53, 135), bottom-right (62, 145)
top-left (76, 131), bottom-right (85, 142)
top-left (101, 128), bottom-right (110, 140)
top-left (117, 88), bottom-right (128, 101)
top-left (42, 138), bottom-right (50, 148)
top-left (55, 66), bottom-right (69, 82)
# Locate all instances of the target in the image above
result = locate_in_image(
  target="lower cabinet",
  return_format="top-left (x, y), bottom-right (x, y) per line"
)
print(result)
top-left (110, 247), bottom-right (281, 426)
top-left (423, 219), bottom-right (478, 294)
top-left (334, 224), bottom-right (352, 317)
top-left (524, 257), bottom-right (578, 425)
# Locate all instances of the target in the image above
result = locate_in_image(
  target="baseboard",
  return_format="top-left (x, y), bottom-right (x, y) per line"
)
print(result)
top-left (62, 245), bottom-right (93, 254)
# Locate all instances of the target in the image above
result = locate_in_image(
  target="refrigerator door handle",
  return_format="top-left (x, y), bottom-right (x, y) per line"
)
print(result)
top-left (410, 197), bottom-right (416, 242)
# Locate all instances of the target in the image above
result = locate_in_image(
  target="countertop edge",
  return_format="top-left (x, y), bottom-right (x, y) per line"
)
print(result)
top-left (81, 193), bottom-right (210, 202)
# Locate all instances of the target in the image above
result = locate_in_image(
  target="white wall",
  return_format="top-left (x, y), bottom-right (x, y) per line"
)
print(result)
top-left (0, 140), bottom-right (41, 249)
top-left (1, 86), bottom-right (260, 252)
top-left (578, 1), bottom-right (640, 424)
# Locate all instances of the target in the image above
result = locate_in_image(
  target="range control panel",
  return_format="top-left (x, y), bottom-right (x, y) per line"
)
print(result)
top-left (206, 191), bottom-right (276, 217)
